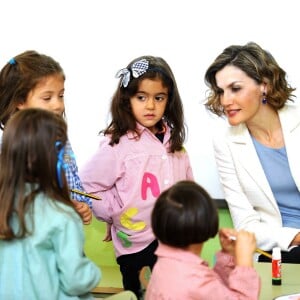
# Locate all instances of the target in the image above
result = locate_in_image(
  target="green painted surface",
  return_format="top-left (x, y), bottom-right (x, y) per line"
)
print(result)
top-left (202, 208), bottom-right (234, 266)
top-left (84, 218), bottom-right (117, 267)
top-left (84, 208), bottom-right (233, 268)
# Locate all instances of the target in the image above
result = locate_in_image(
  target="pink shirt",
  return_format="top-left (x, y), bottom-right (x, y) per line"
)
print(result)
top-left (80, 123), bottom-right (193, 257)
top-left (145, 243), bottom-right (260, 300)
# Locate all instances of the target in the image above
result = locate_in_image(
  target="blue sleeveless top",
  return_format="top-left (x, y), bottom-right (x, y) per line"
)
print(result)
top-left (252, 137), bottom-right (300, 228)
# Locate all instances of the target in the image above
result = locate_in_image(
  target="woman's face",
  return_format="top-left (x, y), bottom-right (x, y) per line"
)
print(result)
top-left (215, 65), bottom-right (265, 126)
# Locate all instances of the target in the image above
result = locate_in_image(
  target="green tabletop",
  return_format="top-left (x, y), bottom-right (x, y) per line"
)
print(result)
top-left (255, 262), bottom-right (300, 300)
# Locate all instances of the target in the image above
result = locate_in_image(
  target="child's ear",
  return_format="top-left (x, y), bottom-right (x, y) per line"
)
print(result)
top-left (16, 102), bottom-right (26, 110)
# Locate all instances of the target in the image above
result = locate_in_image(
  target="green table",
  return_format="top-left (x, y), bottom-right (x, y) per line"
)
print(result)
top-left (255, 262), bottom-right (300, 299)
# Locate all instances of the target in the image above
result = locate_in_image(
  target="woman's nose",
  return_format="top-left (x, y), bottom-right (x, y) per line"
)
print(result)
top-left (221, 91), bottom-right (233, 106)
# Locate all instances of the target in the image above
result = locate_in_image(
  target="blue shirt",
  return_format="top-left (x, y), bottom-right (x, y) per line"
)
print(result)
top-left (65, 141), bottom-right (92, 207)
top-left (252, 137), bottom-right (300, 228)
top-left (0, 189), bottom-right (101, 300)
top-left (0, 132), bottom-right (91, 207)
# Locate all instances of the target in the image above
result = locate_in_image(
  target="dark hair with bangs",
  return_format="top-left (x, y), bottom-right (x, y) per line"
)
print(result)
top-left (0, 108), bottom-right (73, 240)
top-left (151, 180), bottom-right (219, 248)
top-left (102, 55), bottom-right (186, 153)
top-left (0, 50), bottom-right (65, 129)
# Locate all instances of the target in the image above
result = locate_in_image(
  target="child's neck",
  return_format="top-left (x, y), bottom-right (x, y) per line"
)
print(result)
top-left (186, 243), bottom-right (203, 256)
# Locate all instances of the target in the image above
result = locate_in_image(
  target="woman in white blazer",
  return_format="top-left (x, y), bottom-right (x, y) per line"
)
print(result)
top-left (204, 42), bottom-right (300, 263)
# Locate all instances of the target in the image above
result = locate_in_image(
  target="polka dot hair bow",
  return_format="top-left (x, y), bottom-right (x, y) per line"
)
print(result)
top-left (116, 58), bottom-right (149, 88)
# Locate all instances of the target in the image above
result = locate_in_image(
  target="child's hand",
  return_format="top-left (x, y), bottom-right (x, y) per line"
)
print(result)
top-left (103, 223), bottom-right (112, 242)
top-left (72, 200), bottom-right (92, 225)
top-left (219, 228), bottom-right (256, 267)
top-left (219, 228), bottom-right (238, 256)
top-left (234, 230), bottom-right (256, 267)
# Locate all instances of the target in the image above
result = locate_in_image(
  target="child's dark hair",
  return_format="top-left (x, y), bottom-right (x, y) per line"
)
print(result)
top-left (151, 180), bottom-right (219, 248)
top-left (0, 108), bottom-right (73, 240)
top-left (0, 50), bottom-right (65, 129)
top-left (102, 55), bottom-right (186, 153)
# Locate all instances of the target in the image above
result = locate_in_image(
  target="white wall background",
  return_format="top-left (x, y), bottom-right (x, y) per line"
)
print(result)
top-left (1, 0), bottom-right (299, 199)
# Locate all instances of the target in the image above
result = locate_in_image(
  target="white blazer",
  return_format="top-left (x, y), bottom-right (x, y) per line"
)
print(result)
top-left (213, 104), bottom-right (300, 251)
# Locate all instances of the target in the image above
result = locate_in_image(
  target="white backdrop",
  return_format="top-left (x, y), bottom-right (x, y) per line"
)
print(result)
top-left (1, 0), bottom-right (299, 199)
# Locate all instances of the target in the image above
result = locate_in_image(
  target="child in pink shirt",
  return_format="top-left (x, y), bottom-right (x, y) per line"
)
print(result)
top-left (146, 180), bottom-right (261, 300)
top-left (80, 56), bottom-right (193, 299)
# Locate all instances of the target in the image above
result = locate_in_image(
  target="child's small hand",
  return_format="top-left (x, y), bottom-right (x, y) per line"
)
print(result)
top-left (219, 228), bottom-right (256, 267)
top-left (103, 223), bottom-right (112, 242)
top-left (219, 228), bottom-right (238, 256)
top-left (72, 200), bottom-right (92, 225)
top-left (234, 230), bottom-right (256, 267)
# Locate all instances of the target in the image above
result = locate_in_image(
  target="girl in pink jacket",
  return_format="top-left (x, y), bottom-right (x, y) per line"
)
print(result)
top-left (80, 56), bottom-right (193, 299)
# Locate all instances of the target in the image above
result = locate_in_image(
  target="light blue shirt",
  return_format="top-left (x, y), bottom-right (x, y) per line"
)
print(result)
top-left (0, 189), bottom-right (101, 300)
top-left (252, 137), bottom-right (300, 228)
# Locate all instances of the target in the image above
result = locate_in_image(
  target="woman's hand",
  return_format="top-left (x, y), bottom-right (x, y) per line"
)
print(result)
top-left (290, 232), bottom-right (300, 247)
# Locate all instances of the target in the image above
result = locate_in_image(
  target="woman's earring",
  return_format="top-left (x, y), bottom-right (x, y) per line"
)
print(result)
top-left (262, 92), bottom-right (267, 104)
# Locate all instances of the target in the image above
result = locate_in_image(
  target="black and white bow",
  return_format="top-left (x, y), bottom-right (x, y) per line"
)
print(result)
top-left (116, 59), bottom-right (149, 88)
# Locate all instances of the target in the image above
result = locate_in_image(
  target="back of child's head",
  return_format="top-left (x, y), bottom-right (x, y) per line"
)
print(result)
top-left (0, 50), bottom-right (65, 129)
top-left (151, 180), bottom-right (219, 248)
top-left (105, 55), bottom-right (185, 152)
top-left (0, 108), bottom-right (71, 240)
